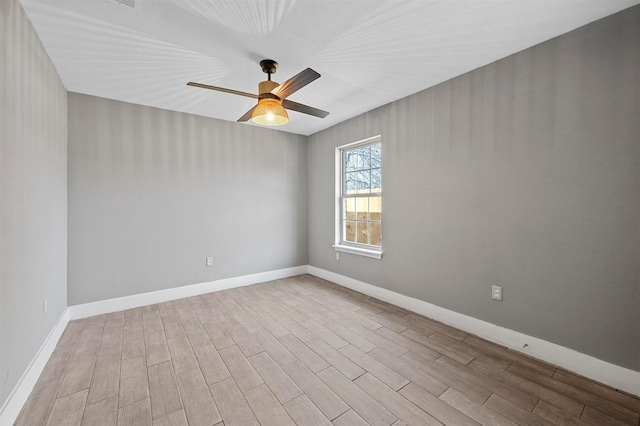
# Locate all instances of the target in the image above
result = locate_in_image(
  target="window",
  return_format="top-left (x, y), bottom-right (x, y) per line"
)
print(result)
top-left (334, 135), bottom-right (382, 259)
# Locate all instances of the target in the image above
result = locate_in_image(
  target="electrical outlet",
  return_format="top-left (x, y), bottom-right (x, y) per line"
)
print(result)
top-left (336, 252), bottom-right (340, 261)
top-left (43, 297), bottom-right (48, 314)
top-left (206, 257), bottom-right (214, 267)
top-left (491, 285), bottom-right (502, 301)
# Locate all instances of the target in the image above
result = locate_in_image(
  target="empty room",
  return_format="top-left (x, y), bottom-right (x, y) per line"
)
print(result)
top-left (1, 0), bottom-right (639, 425)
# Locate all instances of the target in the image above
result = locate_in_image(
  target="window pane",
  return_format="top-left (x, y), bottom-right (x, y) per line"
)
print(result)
top-left (357, 221), bottom-right (368, 244)
top-left (358, 146), bottom-right (371, 169)
top-left (344, 172), bottom-right (357, 194)
top-left (369, 196), bottom-right (381, 221)
top-left (344, 221), bottom-right (356, 242)
top-left (356, 197), bottom-right (368, 220)
top-left (371, 168), bottom-right (381, 192)
top-left (369, 221), bottom-right (381, 246)
top-left (344, 150), bottom-right (357, 172)
top-left (357, 170), bottom-right (370, 194)
top-left (344, 198), bottom-right (356, 220)
top-left (371, 143), bottom-right (381, 168)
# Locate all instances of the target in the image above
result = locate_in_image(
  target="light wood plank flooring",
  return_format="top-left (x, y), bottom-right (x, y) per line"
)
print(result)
top-left (16, 275), bottom-right (640, 425)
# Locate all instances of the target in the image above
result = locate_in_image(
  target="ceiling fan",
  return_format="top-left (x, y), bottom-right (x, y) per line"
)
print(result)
top-left (187, 59), bottom-right (329, 127)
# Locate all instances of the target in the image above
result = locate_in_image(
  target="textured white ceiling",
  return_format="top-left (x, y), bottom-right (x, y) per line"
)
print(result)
top-left (19, 0), bottom-right (639, 136)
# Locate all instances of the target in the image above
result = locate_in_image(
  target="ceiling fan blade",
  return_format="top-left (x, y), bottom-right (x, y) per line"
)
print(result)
top-left (282, 99), bottom-right (329, 119)
top-left (187, 82), bottom-right (258, 99)
top-left (237, 105), bottom-right (257, 122)
top-left (271, 68), bottom-right (320, 99)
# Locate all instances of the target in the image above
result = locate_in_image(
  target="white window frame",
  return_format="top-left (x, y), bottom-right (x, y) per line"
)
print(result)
top-left (333, 135), bottom-right (383, 259)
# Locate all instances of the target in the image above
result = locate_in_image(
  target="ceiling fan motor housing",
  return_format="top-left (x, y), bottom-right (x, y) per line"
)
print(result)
top-left (258, 80), bottom-right (279, 98)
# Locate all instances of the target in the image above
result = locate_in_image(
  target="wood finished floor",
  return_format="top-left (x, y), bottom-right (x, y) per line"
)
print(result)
top-left (16, 274), bottom-right (640, 426)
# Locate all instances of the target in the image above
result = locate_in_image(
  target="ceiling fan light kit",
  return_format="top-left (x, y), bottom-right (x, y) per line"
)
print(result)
top-left (187, 59), bottom-right (329, 127)
top-left (252, 78), bottom-right (289, 126)
top-left (252, 98), bottom-right (289, 126)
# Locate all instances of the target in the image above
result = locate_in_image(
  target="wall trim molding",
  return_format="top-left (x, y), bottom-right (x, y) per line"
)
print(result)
top-left (0, 308), bottom-right (70, 426)
top-left (69, 265), bottom-right (308, 320)
top-left (308, 266), bottom-right (640, 397)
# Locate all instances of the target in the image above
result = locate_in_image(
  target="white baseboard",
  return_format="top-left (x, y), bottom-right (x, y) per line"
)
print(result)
top-left (69, 265), bottom-right (309, 320)
top-left (0, 308), bottom-right (70, 426)
top-left (308, 266), bottom-right (640, 397)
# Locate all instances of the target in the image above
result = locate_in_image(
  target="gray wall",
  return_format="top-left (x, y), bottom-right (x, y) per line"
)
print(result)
top-left (67, 94), bottom-right (308, 305)
top-left (0, 0), bottom-right (68, 405)
top-left (308, 6), bottom-right (639, 370)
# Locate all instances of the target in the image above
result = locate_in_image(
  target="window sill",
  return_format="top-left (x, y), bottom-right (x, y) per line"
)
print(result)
top-left (333, 244), bottom-right (383, 259)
